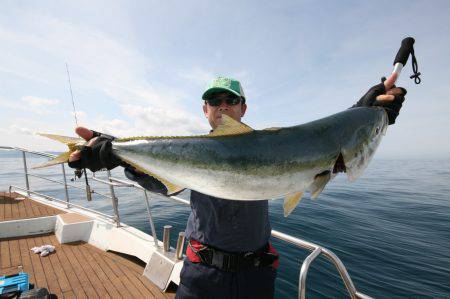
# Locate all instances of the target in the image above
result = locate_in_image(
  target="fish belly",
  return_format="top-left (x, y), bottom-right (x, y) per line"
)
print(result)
top-left (119, 150), bottom-right (324, 200)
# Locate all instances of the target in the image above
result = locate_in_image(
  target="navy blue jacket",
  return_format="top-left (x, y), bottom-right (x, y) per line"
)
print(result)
top-left (124, 167), bottom-right (271, 252)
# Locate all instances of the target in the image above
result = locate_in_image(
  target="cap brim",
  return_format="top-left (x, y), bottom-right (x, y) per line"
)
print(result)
top-left (202, 87), bottom-right (241, 100)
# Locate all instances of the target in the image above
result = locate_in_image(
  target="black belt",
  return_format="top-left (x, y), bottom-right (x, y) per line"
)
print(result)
top-left (189, 242), bottom-right (278, 272)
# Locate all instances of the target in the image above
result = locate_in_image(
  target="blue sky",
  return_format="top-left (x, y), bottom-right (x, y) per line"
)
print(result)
top-left (0, 0), bottom-right (449, 158)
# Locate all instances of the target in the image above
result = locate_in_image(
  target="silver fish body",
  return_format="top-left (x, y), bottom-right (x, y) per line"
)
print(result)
top-left (112, 107), bottom-right (388, 206)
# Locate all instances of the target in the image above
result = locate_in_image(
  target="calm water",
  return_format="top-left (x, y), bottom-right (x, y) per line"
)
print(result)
top-left (1, 152), bottom-right (449, 298)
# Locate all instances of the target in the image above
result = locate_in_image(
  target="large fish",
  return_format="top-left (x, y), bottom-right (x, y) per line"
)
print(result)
top-left (38, 107), bottom-right (388, 216)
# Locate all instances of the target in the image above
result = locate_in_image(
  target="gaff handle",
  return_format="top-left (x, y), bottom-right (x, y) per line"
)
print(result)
top-left (391, 37), bottom-right (421, 84)
top-left (394, 37), bottom-right (415, 66)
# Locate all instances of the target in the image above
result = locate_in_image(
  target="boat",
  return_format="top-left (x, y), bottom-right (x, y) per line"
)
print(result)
top-left (0, 146), bottom-right (373, 298)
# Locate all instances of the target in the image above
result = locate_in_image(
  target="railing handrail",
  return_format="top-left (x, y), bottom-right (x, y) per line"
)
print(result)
top-left (0, 145), bottom-right (372, 299)
top-left (0, 146), bottom-right (56, 158)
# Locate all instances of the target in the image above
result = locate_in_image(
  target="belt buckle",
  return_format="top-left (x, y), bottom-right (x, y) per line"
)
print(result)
top-left (211, 249), bottom-right (224, 269)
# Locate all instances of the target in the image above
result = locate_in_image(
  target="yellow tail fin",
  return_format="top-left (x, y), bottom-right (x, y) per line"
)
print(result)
top-left (38, 133), bottom-right (84, 145)
top-left (33, 152), bottom-right (72, 169)
top-left (33, 133), bottom-right (83, 169)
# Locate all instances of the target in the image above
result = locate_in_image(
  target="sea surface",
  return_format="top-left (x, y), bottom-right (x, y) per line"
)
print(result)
top-left (1, 151), bottom-right (449, 298)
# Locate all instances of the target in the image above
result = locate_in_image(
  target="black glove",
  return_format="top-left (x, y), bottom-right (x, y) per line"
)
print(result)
top-left (68, 131), bottom-right (123, 172)
top-left (353, 78), bottom-right (407, 125)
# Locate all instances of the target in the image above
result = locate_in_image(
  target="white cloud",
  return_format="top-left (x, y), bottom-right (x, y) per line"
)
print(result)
top-left (120, 104), bottom-right (210, 136)
top-left (91, 117), bottom-right (131, 137)
top-left (8, 124), bottom-right (34, 135)
top-left (0, 95), bottom-right (55, 115)
top-left (178, 67), bottom-right (215, 86)
top-left (22, 96), bottom-right (59, 106)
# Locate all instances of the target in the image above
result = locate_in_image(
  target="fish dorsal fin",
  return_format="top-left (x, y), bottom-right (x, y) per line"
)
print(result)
top-left (121, 158), bottom-right (184, 195)
top-left (283, 191), bottom-right (304, 217)
top-left (208, 114), bottom-right (253, 137)
top-left (263, 127), bottom-right (281, 131)
top-left (115, 116), bottom-right (253, 142)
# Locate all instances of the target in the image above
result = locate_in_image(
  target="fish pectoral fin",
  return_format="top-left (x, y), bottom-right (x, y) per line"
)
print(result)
top-left (309, 170), bottom-right (332, 199)
top-left (160, 178), bottom-right (184, 195)
top-left (208, 114), bottom-right (253, 137)
top-left (283, 191), bottom-right (304, 217)
top-left (121, 158), bottom-right (185, 195)
top-left (33, 152), bottom-right (71, 169)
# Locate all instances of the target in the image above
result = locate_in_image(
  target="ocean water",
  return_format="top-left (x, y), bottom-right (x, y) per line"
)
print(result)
top-left (1, 151), bottom-right (449, 298)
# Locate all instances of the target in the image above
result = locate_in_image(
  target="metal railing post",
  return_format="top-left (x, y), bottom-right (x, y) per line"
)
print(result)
top-left (61, 164), bottom-right (70, 208)
top-left (143, 190), bottom-right (159, 247)
top-left (163, 225), bottom-right (172, 252)
top-left (21, 151), bottom-right (30, 197)
top-left (299, 247), bottom-right (322, 299)
top-left (107, 170), bottom-right (121, 227)
top-left (321, 248), bottom-right (358, 299)
top-left (176, 232), bottom-right (185, 260)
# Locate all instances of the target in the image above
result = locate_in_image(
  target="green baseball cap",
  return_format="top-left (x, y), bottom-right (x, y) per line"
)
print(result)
top-left (202, 76), bottom-right (246, 101)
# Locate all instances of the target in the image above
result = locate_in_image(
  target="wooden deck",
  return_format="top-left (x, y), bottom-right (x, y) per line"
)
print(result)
top-left (0, 192), bottom-right (175, 298)
top-left (0, 191), bottom-right (65, 221)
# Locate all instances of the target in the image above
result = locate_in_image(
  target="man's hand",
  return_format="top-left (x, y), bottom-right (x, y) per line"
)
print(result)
top-left (353, 73), bottom-right (407, 124)
top-left (68, 127), bottom-right (121, 172)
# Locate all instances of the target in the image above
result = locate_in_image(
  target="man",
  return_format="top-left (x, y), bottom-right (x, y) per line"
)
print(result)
top-left (68, 75), bottom-right (406, 299)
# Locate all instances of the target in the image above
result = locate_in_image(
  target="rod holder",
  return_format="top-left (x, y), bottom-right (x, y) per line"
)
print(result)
top-left (85, 185), bottom-right (92, 201)
top-left (163, 225), bottom-right (172, 252)
top-left (175, 232), bottom-right (185, 260)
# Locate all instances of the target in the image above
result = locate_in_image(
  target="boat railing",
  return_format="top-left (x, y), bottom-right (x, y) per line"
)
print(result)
top-left (0, 146), bottom-right (372, 299)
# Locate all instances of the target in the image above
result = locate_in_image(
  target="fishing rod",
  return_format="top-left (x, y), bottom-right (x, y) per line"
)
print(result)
top-left (65, 63), bottom-right (93, 201)
top-left (391, 37), bottom-right (421, 84)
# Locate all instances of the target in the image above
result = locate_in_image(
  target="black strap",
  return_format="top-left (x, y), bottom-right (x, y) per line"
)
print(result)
top-left (409, 48), bottom-right (421, 84)
top-left (191, 243), bottom-right (278, 272)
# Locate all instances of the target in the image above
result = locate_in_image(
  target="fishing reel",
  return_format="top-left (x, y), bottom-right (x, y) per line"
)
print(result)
top-left (70, 168), bottom-right (93, 201)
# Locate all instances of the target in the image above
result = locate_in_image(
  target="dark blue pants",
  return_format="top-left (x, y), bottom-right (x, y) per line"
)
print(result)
top-left (176, 259), bottom-right (277, 299)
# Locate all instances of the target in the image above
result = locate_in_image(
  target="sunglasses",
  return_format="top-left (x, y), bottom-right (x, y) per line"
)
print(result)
top-left (206, 95), bottom-right (242, 107)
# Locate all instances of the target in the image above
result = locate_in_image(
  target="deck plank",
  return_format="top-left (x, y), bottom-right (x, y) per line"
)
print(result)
top-left (97, 247), bottom-right (175, 298)
top-left (34, 235), bottom-right (64, 298)
top-left (98, 251), bottom-right (144, 298)
top-left (11, 200), bottom-right (20, 221)
top-left (23, 195), bottom-right (36, 218)
top-left (77, 243), bottom-right (125, 298)
top-left (17, 198), bottom-right (28, 219)
top-left (9, 239), bottom-right (21, 267)
top-left (46, 235), bottom-right (87, 298)
top-left (25, 236), bottom-right (49, 291)
top-left (93, 248), bottom-right (163, 298)
top-left (60, 242), bottom-right (100, 299)
top-left (4, 199), bottom-right (12, 221)
top-left (0, 240), bottom-right (11, 268)
top-left (40, 235), bottom-right (72, 293)
top-left (70, 244), bottom-right (112, 298)
top-left (85, 244), bottom-right (155, 299)
top-left (0, 192), bottom-right (65, 221)
top-left (18, 238), bottom-right (37, 287)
